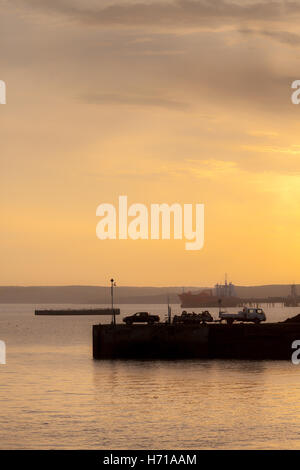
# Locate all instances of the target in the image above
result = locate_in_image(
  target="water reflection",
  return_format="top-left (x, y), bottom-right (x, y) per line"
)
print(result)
top-left (1, 305), bottom-right (300, 449)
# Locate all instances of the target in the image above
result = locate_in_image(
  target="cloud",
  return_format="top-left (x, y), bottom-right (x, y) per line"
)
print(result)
top-left (239, 28), bottom-right (300, 46)
top-left (80, 92), bottom-right (189, 110)
top-left (243, 144), bottom-right (300, 155)
top-left (185, 158), bottom-right (239, 179)
top-left (12, 0), bottom-right (300, 29)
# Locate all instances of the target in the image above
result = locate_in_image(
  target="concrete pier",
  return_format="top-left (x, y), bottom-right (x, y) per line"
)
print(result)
top-left (35, 308), bottom-right (120, 316)
top-left (93, 322), bottom-right (300, 360)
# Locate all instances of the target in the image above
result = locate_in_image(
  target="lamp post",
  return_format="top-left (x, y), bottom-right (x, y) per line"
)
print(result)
top-left (111, 278), bottom-right (116, 325)
top-left (167, 295), bottom-right (171, 324)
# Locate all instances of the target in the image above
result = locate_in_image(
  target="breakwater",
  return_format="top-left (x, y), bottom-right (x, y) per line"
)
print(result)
top-left (35, 308), bottom-right (120, 316)
top-left (93, 322), bottom-right (300, 360)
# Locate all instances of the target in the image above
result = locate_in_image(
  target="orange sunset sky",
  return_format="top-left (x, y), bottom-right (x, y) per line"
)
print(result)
top-left (1, 0), bottom-right (300, 286)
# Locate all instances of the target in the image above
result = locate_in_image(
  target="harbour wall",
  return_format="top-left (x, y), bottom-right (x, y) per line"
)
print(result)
top-left (93, 323), bottom-right (300, 360)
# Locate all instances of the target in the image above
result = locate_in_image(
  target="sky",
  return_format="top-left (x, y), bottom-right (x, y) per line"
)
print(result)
top-left (1, 0), bottom-right (300, 286)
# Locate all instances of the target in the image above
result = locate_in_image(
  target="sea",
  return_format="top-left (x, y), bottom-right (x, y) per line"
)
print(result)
top-left (1, 303), bottom-right (300, 450)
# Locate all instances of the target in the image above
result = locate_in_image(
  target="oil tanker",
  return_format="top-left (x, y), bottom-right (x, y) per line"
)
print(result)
top-left (178, 279), bottom-right (240, 308)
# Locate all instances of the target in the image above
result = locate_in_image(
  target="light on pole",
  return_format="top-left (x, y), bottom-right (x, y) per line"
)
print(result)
top-left (111, 278), bottom-right (116, 325)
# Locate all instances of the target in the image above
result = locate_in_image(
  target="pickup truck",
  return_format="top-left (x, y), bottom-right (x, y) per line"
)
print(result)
top-left (219, 307), bottom-right (266, 325)
top-left (123, 311), bottom-right (160, 325)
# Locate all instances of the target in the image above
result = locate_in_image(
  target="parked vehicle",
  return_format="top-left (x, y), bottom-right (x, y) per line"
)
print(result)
top-left (123, 311), bottom-right (160, 325)
top-left (219, 307), bottom-right (266, 325)
top-left (173, 310), bottom-right (214, 324)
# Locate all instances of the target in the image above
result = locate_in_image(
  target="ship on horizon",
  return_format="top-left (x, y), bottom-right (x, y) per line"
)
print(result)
top-left (178, 277), bottom-right (240, 308)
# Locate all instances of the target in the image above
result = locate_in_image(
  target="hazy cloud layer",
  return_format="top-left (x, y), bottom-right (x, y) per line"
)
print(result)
top-left (3, 0), bottom-right (300, 284)
top-left (239, 28), bottom-right (300, 46)
top-left (81, 92), bottom-right (189, 110)
top-left (12, 0), bottom-right (300, 29)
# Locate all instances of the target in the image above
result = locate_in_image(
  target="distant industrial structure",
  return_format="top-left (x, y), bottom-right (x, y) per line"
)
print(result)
top-left (214, 278), bottom-right (237, 298)
top-left (284, 284), bottom-right (299, 307)
top-left (179, 276), bottom-right (239, 308)
top-left (179, 278), bottom-right (300, 309)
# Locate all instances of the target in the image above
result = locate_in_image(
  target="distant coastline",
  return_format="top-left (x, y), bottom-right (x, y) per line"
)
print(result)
top-left (0, 284), bottom-right (298, 304)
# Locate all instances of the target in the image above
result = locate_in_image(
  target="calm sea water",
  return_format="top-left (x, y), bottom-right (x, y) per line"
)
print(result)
top-left (1, 303), bottom-right (300, 449)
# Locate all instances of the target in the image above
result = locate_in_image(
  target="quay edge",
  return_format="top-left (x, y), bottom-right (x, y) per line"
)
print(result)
top-left (93, 322), bottom-right (300, 360)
